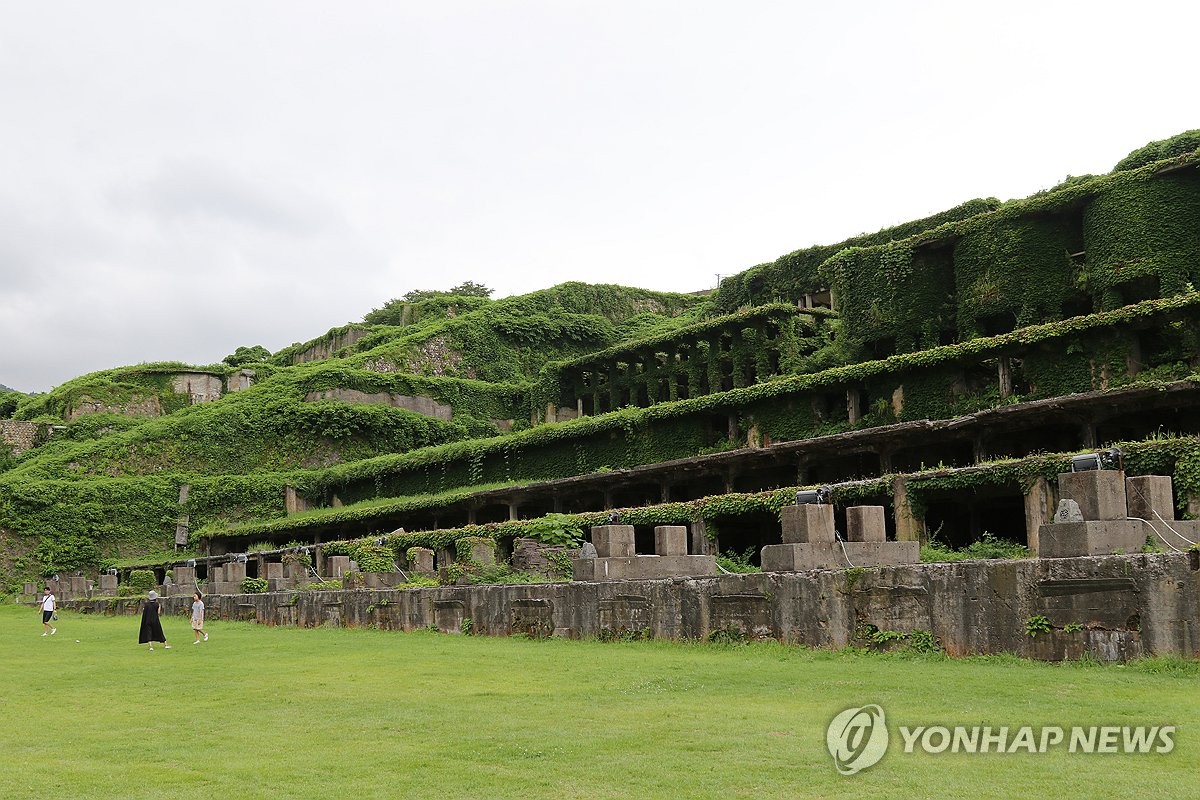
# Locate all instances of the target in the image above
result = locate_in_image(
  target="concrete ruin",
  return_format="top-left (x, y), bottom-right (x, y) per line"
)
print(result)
top-left (64, 551), bottom-right (1200, 662)
top-left (761, 503), bottom-right (919, 572)
top-left (572, 525), bottom-right (717, 581)
top-left (1040, 470), bottom-right (1200, 558)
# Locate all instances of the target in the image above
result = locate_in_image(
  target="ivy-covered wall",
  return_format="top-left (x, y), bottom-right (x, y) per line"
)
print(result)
top-left (822, 152), bottom-right (1200, 362)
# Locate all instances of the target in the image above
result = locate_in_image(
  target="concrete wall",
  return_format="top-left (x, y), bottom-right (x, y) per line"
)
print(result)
top-left (66, 553), bottom-right (1200, 661)
top-left (304, 388), bottom-right (453, 421)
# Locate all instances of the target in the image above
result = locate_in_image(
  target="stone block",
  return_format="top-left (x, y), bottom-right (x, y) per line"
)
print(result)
top-left (265, 562), bottom-right (284, 580)
top-left (467, 540), bottom-right (496, 566)
top-left (845, 506), bottom-right (886, 542)
top-left (1126, 475), bottom-right (1174, 523)
top-left (327, 556), bottom-right (351, 578)
top-left (591, 525), bottom-right (636, 558)
top-left (780, 503), bottom-right (835, 543)
top-left (760, 541), bottom-right (919, 572)
top-left (1057, 470), bottom-right (1127, 521)
top-left (284, 561), bottom-right (309, 580)
top-left (1038, 521), bottom-right (1148, 558)
top-left (225, 562), bottom-right (247, 583)
top-left (572, 555), bottom-right (717, 581)
top-left (173, 566), bottom-right (196, 585)
top-left (98, 575), bottom-right (118, 593)
top-left (408, 547), bottom-right (435, 574)
top-left (654, 526), bottom-right (688, 556)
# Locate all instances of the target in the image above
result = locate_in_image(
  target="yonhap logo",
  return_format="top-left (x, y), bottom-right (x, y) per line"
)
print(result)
top-left (826, 704), bottom-right (889, 775)
top-left (825, 703), bottom-right (1177, 777)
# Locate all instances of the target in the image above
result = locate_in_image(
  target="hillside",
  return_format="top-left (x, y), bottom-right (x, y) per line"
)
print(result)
top-left (2, 130), bottom-right (1200, 588)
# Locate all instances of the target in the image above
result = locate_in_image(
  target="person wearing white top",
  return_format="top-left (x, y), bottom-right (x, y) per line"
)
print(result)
top-left (40, 587), bottom-right (57, 636)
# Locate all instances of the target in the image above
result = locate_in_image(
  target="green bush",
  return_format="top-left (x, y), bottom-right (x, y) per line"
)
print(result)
top-left (240, 577), bottom-right (268, 594)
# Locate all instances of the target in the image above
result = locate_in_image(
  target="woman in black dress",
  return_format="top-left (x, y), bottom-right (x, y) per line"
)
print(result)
top-left (139, 590), bottom-right (171, 651)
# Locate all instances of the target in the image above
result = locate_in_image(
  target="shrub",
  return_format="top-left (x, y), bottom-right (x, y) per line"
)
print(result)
top-left (240, 577), bottom-right (268, 594)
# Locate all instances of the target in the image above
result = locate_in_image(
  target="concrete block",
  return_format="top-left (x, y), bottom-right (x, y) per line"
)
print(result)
top-left (98, 575), bottom-right (118, 593)
top-left (591, 525), bottom-right (636, 558)
top-left (284, 561), bottom-right (309, 580)
top-left (225, 562), bottom-right (247, 583)
top-left (173, 566), bottom-right (196, 585)
top-left (265, 562), bottom-right (284, 580)
top-left (572, 555), bottom-right (717, 581)
top-left (761, 541), bottom-right (920, 572)
top-left (1126, 475), bottom-right (1174, 523)
top-left (408, 547), bottom-right (435, 574)
top-left (654, 526), bottom-right (688, 556)
top-left (780, 503), bottom-right (835, 543)
top-left (845, 506), bottom-right (886, 542)
top-left (467, 540), bottom-right (496, 566)
top-left (1038, 521), bottom-right (1148, 558)
top-left (1057, 470), bottom-right (1127, 521)
top-left (327, 556), bottom-right (351, 578)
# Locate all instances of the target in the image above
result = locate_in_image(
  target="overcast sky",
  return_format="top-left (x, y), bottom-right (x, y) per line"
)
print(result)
top-left (1, 2), bottom-right (1196, 393)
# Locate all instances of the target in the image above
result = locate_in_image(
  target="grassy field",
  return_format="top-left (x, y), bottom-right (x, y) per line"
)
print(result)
top-left (1, 604), bottom-right (1196, 800)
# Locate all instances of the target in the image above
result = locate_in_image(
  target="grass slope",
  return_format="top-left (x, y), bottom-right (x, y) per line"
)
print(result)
top-left (1, 605), bottom-right (1195, 799)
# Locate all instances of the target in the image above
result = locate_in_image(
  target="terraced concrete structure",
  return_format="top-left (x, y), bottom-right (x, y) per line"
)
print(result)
top-left (8, 132), bottom-right (1200, 659)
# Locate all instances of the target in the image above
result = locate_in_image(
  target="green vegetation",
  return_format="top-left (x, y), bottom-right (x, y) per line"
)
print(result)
top-left (2, 606), bottom-right (1196, 799)
top-left (3, 133), bottom-right (1200, 582)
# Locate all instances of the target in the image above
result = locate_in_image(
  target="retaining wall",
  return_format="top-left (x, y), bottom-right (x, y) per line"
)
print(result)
top-left (67, 553), bottom-right (1200, 662)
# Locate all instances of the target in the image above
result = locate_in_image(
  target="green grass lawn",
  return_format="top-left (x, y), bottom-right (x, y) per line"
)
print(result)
top-left (1, 604), bottom-right (1196, 800)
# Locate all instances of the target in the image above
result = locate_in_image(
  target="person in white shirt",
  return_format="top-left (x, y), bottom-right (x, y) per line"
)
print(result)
top-left (40, 587), bottom-right (57, 636)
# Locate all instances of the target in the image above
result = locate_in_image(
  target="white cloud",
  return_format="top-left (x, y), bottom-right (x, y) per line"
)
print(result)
top-left (0, 1), bottom-right (1196, 391)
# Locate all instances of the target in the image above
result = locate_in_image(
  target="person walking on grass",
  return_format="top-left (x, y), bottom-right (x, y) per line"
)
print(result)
top-left (191, 591), bottom-right (208, 644)
top-left (40, 586), bottom-right (57, 636)
top-left (138, 590), bottom-right (171, 651)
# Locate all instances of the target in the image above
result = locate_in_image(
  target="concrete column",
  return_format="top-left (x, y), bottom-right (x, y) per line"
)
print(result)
top-left (660, 482), bottom-right (671, 503)
top-left (654, 526), bottom-right (688, 556)
top-left (690, 520), bottom-right (713, 556)
top-left (892, 477), bottom-right (925, 543)
top-left (1127, 475), bottom-right (1174, 523)
top-left (998, 356), bottom-right (1013, 400)
top-left (591, 525), bottom-right (635, 557)
top-left (1023, 475), bottom-right (1057, 556)
top-left (284, 485), bottom-right (308, 515)
top-left (847, 388), bottom-right (861, 424)
top-left (781, 504), bottom-right (835, 543)
top-left (508, 502), bottom-right (519, 521)
top-left (845, 506), bottom-right (886, 542)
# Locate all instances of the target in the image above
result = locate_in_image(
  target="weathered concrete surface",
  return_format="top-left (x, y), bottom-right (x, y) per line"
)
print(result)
top-left (1039, 521), bottom-right (1148, 558)
top-left (64, 553), bottom-right (1200, 661)
top-left (761, 541), bottom-right (920, 572)
top-left (303, 388), bottom-right (453, 421)
top-left (1058, 470), bottom-right (1127, 521)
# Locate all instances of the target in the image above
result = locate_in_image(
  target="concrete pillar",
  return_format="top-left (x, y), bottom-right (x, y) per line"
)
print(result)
top-left (327, 556), bottom-right (351, 578)
top-left (659, 482), bottom-right (671, 503)
top-left (847, 388), bottom-right (861, 424)
top-left (508, 503), bottom-right (519, 521)
top-left (1127, 475), bottom-right (1174, 523)
top-left (591, 525), bottom-right (635, 557)
top-left (690, 520), bottom-right (713, 556)
top-left (284, 485), bottom-right (308, 515)
top-left (467, 540), bottom-right (496, 566)
top-left (265, 563), bottom-right (284, 580)
top-left (654, 526), bottom-right (688, 556)
top-left (1023, 475), bottom-right (1057, 556)
top-left (845, 506), bottom-right (886, 542)
top-left (1058, 470), bottom-right (1126, 521)
top-left (408, 547), bottom-right (435, 575)
top-left (893, 477), bottom-right (925, 543)
top-left (998, 356), bottom-right (1013, 400)
top-left (781, 504), bottom-right (835, 543)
